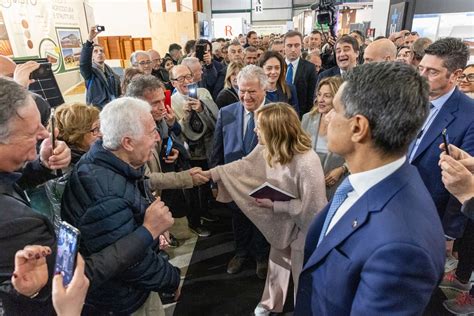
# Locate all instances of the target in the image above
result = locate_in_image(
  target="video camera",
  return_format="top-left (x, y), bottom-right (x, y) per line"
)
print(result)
top-left (310, 0), bottom-right (337, 38)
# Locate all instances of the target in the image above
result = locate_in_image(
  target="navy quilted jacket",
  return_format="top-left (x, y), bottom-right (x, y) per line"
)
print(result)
top-left (61, 140), bottom-right (179, 314)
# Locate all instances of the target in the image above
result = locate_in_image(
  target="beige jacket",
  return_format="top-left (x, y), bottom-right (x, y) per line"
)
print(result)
top-left (211, 145), bottom-right (327, 250)
top-left (145, 147), bottom-right (193, 196)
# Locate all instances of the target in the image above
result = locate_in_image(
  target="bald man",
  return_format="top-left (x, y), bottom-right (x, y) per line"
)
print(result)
top-left (0, 56), bottom-right (51, 126)
top-left (363, 39), bottom-right (397, 63)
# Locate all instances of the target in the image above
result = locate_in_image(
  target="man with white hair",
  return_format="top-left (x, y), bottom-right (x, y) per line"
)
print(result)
top-left (210, 65), bottom-right (270, 279)
top-left (61, 97), bottom-right (181, 315)
top-left (131, 50), bottom-right (153, 75)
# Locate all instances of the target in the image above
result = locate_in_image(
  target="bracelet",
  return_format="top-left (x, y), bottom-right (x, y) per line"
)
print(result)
top-left (341, 165), bottom-right (348, 174)
top-left (29, 291), bottom-right (40, 299)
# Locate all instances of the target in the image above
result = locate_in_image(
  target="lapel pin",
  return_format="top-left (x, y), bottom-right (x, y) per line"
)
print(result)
top-left (352, 219), bottom-right (358, 228)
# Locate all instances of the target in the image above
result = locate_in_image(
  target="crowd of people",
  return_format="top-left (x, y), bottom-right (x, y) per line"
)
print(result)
top-left (0, 23), bottom-right (474, 316)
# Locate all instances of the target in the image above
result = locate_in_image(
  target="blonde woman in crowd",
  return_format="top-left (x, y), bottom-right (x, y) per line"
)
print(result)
top-left (301, 76), bottom-right (346, 199)
top-left (215, 61), bottom-right (244, 108)
top-left (203, 103), bottom-right (327, 315)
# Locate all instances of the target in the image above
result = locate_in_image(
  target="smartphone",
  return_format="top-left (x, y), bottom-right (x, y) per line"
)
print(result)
top-left (187, 83), bottom-right (198, 99)
top-left (54, 221), bottom-right (80, 286)
top-left (165, 137), bottom-right (173, 158)
top-left (442, 128), bottom-right (450, 156)
top-left (49, 108), bottom-right (56, 152)
top-left (164, 90), bottom-right (171, 112)
top-left (29, 63), bottom-right (52, 80)
top-left (96, 25), bottom-right (105, 32)
top-left (195, 44), bottom-right (206, 62)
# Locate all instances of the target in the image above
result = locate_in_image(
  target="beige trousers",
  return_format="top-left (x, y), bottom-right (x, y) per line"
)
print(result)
top-left (131, 291), bottom-right (165, 316)
top-left (258, 241), bottom-right (304, 312)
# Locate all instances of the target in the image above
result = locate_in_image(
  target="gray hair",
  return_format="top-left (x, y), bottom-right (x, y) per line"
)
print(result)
top-left (0, 77), bottom-right (30, 143)
top-left (341, 62), bottom-right (430, 155)
top-left (125, 74), bottom-right (164, 99)
top-left (130, 51), bottom-right (150, 65)
top-left (100, 97), bottom-right (151, 150)
top-left (181, 57), bottom-right (200, 68)
top-left (237, 64), bottom-right (268, 90)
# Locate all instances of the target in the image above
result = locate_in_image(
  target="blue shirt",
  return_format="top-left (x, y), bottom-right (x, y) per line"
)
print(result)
top-left (409, 87), bottom-right (455, 162)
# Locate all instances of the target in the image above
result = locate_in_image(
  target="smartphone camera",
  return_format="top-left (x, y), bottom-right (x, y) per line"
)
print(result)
top-left (195, 44), bottom-right (206, 62)
top-left (29, 63), bottom-right (52, 80)
top-left (96, 25), bottom-right (105, 32)
top-left (54, 221), bottom-right (80, 286)
top-left (187, 83), bottom-right (198, 99)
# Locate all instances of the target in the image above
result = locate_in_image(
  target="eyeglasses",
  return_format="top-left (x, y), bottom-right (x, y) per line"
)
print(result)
top-left (137, 60), bottom-right (152, 66)
top-left (405, 31), bottom-right (418, 37)
top-left (458, 74), bottom-right (474, 82)
top-left (171, 74), bottom-right (193, 83)
top-left (90, 127), bottom-right (100, 135)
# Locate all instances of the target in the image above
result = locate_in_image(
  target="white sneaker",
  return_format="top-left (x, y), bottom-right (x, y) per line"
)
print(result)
top-left (254, 304), bottom-right (271, 316)
top-left (445, 255), bottom-right (459, 273)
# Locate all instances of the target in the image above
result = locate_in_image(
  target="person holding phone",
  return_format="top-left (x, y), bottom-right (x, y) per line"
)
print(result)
top-left (194, 39), bottom-right (227, 100)
top-left (438, 143), bottom-right (474, 315)
top-left (80, 25), bottom-right (121, 108)
top-left (0, 79), bottom-right (176, 315)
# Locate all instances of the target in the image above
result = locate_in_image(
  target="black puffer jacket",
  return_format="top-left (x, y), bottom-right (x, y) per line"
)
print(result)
top-left (61, 140), bottom-right (180, 314)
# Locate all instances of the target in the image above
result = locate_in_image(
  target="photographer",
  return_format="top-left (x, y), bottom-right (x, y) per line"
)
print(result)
top-left (194, 39), bottom-right (226, 100)
top-left (80, 26), bottom-right (121, 109)
top-left (171, 63), bottom-right (220, 236)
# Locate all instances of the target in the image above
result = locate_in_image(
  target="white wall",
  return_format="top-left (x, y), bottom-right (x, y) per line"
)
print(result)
top-left (86, 0), bottom-right (151, 37)
top-left (371, 0), bottom-right (390, 37)
top-left (355, 7), bottom-right (373, 25)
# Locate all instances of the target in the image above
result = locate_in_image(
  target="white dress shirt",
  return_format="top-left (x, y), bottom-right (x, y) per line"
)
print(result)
top-left (325, 156), bottom-right (406, 234)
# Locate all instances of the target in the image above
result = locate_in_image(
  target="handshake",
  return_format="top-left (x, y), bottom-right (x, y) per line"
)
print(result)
top-left (189, 167), bottom-right (212, 186)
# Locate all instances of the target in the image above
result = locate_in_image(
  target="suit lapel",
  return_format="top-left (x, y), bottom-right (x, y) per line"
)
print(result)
top-left (294, 59), bottom-right (305, 83)
top-left (412, 90), bottom-right (459, 162)
top-left (302, 162), bottom-right (412, 271)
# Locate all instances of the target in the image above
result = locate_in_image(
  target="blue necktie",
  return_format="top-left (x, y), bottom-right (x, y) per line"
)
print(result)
top-left (286, 63), bottom-right (294, 85)
top-left (317, 178), bottom-right (354, 247)
top-left (243, 112), bottom-right (255, 154)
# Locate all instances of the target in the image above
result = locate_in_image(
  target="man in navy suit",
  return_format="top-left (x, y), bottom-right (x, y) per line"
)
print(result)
top-left (317, 35), bottom-right (359, 86)
top-left (210, 65), bottom-right (270, 278)
top-left (284, 31), bottom-right (318, 116)
top-left (295, 62), bottom-right (445, 315)
top-left (410, 37), bottom-right (474, 251)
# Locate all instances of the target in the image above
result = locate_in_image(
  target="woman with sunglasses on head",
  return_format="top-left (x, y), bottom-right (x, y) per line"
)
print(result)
top-left (302, 76), bottom-right (347, 199)
top-left (259, 51), bottom-right (300, 115)
top-left (203, 103), bottom-right (326, 315)
top-left (458, 64), bottom-right (474, 99)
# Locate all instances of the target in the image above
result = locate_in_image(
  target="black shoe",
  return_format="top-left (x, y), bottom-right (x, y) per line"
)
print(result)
top-left (227, 256), bottom-right (246, 274)
top-left (168, 233), bottom-right (180, 248)
top-left (200, 212), bottom-right (219, 222)
top-left (256, 260), bottom-right (268, 280)
top-left (159, 291), bottom-right (176, 304)
top-left (189, 225), bottom-right (211, 237)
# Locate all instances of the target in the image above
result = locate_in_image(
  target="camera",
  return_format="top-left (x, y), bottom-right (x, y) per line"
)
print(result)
top-left (30, 63), bottom-right (52, 80)
top-left (96, 25), bottom-right (105, 32)
top-left (310, 0), bottom-right (337, 37)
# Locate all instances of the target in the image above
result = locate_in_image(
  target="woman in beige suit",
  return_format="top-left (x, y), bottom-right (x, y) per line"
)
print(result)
top-left (203, 103), bottom-right (327, 315)
top-left (301, 76), bottom-right (347, 199)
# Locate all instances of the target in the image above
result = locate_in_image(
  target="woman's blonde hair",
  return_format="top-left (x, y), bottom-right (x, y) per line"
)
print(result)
top-left (256, 102), bottom-right (312, 166)
top-left (224, 61), bottom-right (244, 89)
top-left (309, 76), bottom-right (343, 116)
top-left (51, 102), bottom-right (100, 149)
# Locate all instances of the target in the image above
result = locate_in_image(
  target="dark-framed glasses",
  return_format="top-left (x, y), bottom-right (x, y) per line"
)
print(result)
top-left (171, 74), bottom-right (193, 83)
top-left (458, 74), bottom-right (474, 82)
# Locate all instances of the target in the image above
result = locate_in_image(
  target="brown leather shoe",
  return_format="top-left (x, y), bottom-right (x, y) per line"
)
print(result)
top-left (256, 260), bottom-right (268, 280)
top-left (227, 256), bottom-right (246, 274)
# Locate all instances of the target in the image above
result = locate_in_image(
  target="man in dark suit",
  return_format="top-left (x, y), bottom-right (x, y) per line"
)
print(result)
top-left (295, 62), bottom-right (445, 315)
top-left (210, 65), bottom-right (270, 279)
top-left (284, 31), bottom-right (318, 116)
top-left (410, 37), bottom-right (474, 265)
top-left (317, 35), bottom-right (359, 86)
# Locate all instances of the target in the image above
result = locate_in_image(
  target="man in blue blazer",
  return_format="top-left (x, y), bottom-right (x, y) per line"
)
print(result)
top-left (295, 62), bottom-right (445, 315)
top-left (210, 65), bottom-right (270, 278)
top-left (410, 37), bottom-right (474, 242)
